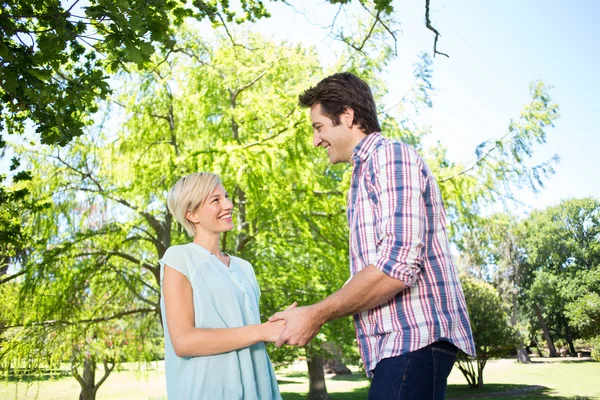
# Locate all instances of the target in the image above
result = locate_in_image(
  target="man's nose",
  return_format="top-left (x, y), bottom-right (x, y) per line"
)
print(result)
top-left (313, 132), bottom-right (322, 147)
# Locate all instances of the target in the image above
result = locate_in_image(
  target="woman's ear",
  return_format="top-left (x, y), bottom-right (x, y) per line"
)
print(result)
top-left (186, 210), bottom-right (198, 225)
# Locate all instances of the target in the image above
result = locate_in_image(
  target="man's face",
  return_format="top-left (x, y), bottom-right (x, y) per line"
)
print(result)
top-left (310, 103), bottom-right (354, 164)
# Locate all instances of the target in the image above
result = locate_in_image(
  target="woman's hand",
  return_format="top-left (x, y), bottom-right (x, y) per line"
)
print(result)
top-left (261, 320), bottom-right (286, 342)
top-left (262, 301), bottom-right (298, 343)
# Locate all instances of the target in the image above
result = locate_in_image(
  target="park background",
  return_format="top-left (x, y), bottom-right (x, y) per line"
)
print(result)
top-left (1, 0), bottom-right (599, 399)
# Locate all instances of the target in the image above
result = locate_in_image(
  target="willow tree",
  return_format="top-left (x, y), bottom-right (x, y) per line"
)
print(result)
top-left (4, 28), bottom-right (366, 399)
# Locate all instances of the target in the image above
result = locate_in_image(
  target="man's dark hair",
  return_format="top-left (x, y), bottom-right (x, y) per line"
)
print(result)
top-left (298, 72), bottom-right (381, 134)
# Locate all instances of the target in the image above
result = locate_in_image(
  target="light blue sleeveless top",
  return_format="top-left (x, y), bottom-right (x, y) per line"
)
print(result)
top-left (159, 243), bottom-right (281, 400)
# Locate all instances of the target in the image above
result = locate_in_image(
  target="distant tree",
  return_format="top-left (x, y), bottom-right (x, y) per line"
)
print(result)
top-left (564, 267), bottom-right (600, 339)
top-left (520, 198), bottom-right (600, 355)
top-left (456, 277), bottom-right (516, 389)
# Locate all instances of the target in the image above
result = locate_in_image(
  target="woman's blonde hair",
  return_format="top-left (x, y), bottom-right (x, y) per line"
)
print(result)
top-left (167, 172), bottom-right (222, 236)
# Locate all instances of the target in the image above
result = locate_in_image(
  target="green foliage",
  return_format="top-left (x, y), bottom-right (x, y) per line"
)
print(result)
top-left (456, 277), bottom-right (516, 389)
top-left (522, 197), bottom-right (600, 275)
top-left (0, 166), bottom-right (49, 285)
top-left (591, 336), bottom-right (600, 362)
top-left (3, 29), bottom-right (360, 385)
top-left (519, 198), bottom-right (600, 349)
top-left (0, 0), bottom-right (395, 147)
top-left (565, 291), bottom-right (600, 339)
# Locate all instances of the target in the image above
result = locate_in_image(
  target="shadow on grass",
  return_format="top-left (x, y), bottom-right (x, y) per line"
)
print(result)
top-left (282, 371), bottom-right (311, 379)
top-left (2, 368), bottom-right (71, 382)
top-left (283, 384), bottom-right (594, 400)
top-left (448, 384), bottom-right (594, 399)
top-left (328, 373), bottom-right (368, 382)
top-left (277, 379), bottom-right (304, 385)
top-left (282, 386), bottom-right (369, 400)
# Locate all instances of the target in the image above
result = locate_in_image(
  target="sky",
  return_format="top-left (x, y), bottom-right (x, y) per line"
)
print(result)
top-left (253, 0), bottom-right (600, 213)
top-left (3, 1), bottom-right (598, 215)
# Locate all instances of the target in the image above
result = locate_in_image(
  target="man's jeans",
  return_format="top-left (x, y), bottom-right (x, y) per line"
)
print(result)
top-left (368, 341), bottom-right (458, 400)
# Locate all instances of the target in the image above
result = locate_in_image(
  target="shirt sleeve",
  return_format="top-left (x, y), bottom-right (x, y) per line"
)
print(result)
top-left (367, 143), bottom-right (426, 287)
top-left (159, 246), bottom-right (191, 283)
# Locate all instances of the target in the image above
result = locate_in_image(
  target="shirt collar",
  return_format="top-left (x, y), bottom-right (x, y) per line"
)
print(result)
top-left (352, 132), bottom-right (382, 163)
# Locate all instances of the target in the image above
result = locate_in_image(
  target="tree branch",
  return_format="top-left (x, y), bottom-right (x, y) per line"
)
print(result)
top-left (96, 359), bottom-right (115, 390)
top-left (243, 118), bottom-right (304, 149)
top-left (440, 131), bottom-right (512, 182)
top-left (0, 269), bottom-right (27, 285)
top-left (231, 63), bottom-right (276, 105)
top-left (3, 308), bottom-right (157, 329)
top-left (425, 0), bottom-right (449, 58)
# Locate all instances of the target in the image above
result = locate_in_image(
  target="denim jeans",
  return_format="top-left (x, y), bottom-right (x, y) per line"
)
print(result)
top-left (367, 341), bottom-right (458, 400)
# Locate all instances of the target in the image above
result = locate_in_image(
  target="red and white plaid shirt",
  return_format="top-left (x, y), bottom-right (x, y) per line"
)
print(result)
top-left (348, 132), bottom-right (476, 376)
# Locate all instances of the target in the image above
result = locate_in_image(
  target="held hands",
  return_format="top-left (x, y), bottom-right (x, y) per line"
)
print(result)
top-left (262, 302), bottom-right (297, 343)
top-left (261, 320), bottom-right (286, 343)
top-left (269, 303), bottom-right (324, 348)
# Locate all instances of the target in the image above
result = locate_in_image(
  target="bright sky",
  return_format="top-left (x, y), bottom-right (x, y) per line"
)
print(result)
top-left (254, 0), bottom-right (600, 213)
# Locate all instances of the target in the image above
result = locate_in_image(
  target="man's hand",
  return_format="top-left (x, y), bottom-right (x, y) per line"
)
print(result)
top-left (269, 305), bottom-right (324, 348)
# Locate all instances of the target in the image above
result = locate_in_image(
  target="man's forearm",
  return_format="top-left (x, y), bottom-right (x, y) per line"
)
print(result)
top-left (311, 265), bottom-right (407, 325)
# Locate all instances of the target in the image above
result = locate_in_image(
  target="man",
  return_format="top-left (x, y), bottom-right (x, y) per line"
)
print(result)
top-left (269, 72), bottom-right (476, 399)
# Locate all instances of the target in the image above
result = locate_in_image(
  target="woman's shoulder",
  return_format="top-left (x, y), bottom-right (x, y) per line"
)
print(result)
top-left (230, 255), bottom-right (255, 274)
top-left (163, 243), bottom-right (191, 258)
top-left (162, 244), bottom-right (212, 266)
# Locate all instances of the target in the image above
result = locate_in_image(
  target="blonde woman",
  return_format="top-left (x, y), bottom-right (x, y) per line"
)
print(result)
top-left (160, 172), bottom-right (290, 399)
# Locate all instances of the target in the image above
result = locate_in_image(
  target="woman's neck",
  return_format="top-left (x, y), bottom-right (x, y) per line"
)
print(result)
top-left (192, 233), bottom-right (221, 255)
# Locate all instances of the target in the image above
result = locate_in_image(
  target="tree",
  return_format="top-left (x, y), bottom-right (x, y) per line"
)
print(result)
top-left (5, 28), bottom-right (362, 399)
top-left (566, 292), bottom-right (600, 340)
top-left (2, 0), bottom-right (451, 149)
top-left (456, 277), bottom-right (516, 389)
top-left (523, 198), bottom-right (600, 275)
top-left (520, 198), bottom-right (600, 355)
top-left (484, 214), bottom-right (532, 363)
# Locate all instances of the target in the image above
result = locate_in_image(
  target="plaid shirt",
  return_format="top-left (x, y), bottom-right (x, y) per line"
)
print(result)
top-left (347, 132), bottom-right (476, 376)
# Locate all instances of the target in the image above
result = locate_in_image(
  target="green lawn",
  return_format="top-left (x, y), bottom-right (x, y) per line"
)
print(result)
top-left (1, 357), bottom-right (598, 399)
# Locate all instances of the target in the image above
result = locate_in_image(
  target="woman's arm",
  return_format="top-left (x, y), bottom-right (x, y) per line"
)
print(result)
top-left (163, 264), bottom-right (285, 357)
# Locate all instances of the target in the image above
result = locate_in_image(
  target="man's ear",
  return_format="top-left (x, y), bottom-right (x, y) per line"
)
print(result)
top-left (342, 107), bottom-right (355, 128)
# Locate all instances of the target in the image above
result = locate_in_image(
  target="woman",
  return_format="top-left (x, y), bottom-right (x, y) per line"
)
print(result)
top-left (160, 172), bottom-right (289, 399)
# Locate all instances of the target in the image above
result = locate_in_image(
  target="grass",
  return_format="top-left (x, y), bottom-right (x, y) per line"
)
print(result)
top-left (0, 357), bottom-right (598, 399)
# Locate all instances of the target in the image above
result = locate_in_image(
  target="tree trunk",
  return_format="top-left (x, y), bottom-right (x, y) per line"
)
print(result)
top-left (323, 342), bottom-right (352, 375)
top-left (566, 334), bottom-right (576, 356)
top-left (532, 338), bottom-right (543, 357)
top-left (307, 355), bottom-right (330, 400)
top-left (73, 357), bottom-right (115, 400)
top-left (510, 294), bottom-right (531, 363)
top-left (77, 358), bottom-right (96, 400)
top-left (476, 370), bottom-right (483, 389)
top-left (534, 304), bottom-right (558, 357)
top-left (455, 355), bottom-right (478, 389)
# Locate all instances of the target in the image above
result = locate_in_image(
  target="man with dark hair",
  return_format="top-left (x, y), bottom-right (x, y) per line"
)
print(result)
top-left (270, 72), bottom-right (475, 399)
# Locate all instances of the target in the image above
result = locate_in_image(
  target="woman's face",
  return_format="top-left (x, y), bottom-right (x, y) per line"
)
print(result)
top-left (187, 184), bottom-right (234, 235)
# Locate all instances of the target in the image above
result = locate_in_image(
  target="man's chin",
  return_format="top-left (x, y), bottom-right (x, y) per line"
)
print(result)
top-left (329, 155), bottom-right (347, 165)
